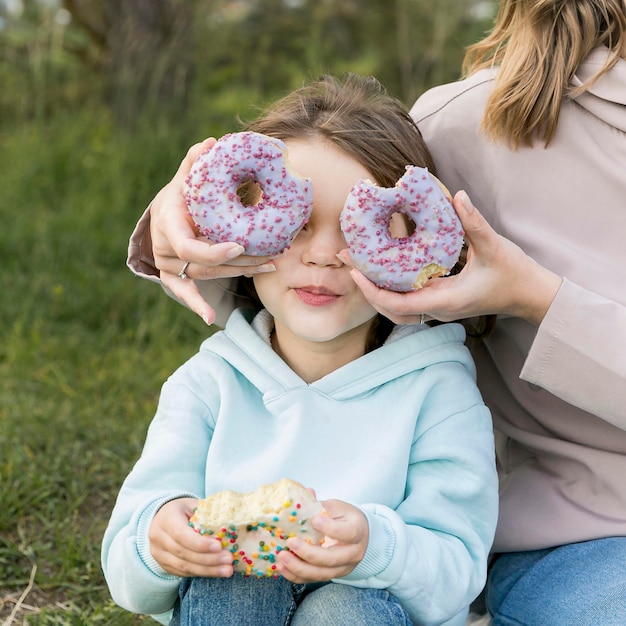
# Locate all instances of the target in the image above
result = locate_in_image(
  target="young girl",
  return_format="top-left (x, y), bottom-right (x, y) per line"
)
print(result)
top-left (102, 75), bottom-right (498, 626)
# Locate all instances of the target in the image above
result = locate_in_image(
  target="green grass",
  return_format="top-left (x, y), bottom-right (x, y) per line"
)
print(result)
top-left (0, 111), bottom-right (213, 624)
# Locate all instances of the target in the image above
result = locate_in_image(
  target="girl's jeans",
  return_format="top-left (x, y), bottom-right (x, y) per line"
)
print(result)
top-left (170, 575), bottom-right (412, 625)
top-left (486, 536), bottom-right (626, 625)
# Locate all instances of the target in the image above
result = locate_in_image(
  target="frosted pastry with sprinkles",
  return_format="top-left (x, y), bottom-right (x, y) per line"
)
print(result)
top-left (340, 165), bottom-right (464, 292)
top-left (184, 131), bottom-right (314, 255)
top-left (189, 478), bottom-right (325, 578)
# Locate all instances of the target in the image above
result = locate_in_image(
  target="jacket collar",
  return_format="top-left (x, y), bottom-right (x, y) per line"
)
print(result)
top-left (572, 46), bottom-right (626, 131)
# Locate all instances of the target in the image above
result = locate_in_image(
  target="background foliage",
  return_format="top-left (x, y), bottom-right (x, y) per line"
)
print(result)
top-left (0, 0), bottom-right (496, 622)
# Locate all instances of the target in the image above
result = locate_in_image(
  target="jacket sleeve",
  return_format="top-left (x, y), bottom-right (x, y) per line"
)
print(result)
top-left (127, 205), bottom-right (237, 328)
top-left (522, 278), bottom-right (626, 429)
top-left (335, 363), bottom-right (498, 626)
top-left (101, 376), bottom-right (215, 617)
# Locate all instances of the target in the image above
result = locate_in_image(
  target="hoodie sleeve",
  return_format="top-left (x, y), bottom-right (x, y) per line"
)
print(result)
top-left (101, 374), bottom-right (216, 617)
top-left (336, 361), bottom-right (498, 626)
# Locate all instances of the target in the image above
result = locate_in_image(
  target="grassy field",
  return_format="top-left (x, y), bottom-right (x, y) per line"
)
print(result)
top-left (0, 111), bottom-right (213, 624)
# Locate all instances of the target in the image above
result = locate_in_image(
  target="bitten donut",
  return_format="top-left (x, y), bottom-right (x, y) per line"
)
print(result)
top-left (184, 132), bottom-right (314, 255)
top-left (340, 166), bottom-right (463, 292)
top-left (189, 478), bottom-right (325, 578)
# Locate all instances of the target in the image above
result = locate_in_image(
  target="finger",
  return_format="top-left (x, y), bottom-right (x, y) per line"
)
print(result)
top-left (349, 269), bottom-right (426, 323)
top-left (159, 548), bottom-right (234, 578)
top-left (287, 537), bottom-right (354, 569)
top-left (159, 239), bottom-right (277, 275)
top-left (278, 541), bottom-right (356, 582)
top-left (336, 249), bottom-right (353, 266)
top-left (161, 257), bottom-right (276, 283)
top-left (453, 191), bottom-right (495, 248)
top-left (160, 272), bottom-right (219, 325)
top-left (153, 532), bottom-right (235, 577)
top-left (311, 502), bottom-right (367, 544)
top-left (174, 138), bottom-right (217, 181)
top-left (276, 547), bottom-right (340, 583)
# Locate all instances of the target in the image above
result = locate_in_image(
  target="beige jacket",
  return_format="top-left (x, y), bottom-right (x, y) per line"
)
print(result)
top-left (411, 47), bottom-right (626, 551)
top-left (128, 48), bottom-right (626, 552)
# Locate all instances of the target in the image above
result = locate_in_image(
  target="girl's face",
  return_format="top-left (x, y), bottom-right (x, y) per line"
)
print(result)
top-left (253, 137), bottom-right (378, 360)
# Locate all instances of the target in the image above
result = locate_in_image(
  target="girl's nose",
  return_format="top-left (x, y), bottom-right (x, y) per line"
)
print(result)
top-left (301, 230), bottom-right (346, 267)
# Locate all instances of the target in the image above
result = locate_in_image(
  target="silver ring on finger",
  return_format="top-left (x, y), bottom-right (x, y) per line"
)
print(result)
top-left (178, 261), bottom-right (191, 280)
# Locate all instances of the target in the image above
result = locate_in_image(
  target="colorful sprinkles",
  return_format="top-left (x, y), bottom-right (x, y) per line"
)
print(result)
top-left (189, 485), bottom-right (324, 578)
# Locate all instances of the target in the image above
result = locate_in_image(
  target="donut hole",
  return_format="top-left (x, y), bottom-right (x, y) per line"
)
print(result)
top-left (236, 179), bottom-right (263, 207)
top-left (389, 212), bottom-right (416, 238)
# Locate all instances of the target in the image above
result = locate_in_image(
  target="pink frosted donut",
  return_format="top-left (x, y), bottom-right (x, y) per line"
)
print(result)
top-left (340, 166), bottom-right (464, 292)
top-left (184, 132), bottom-right (313, 255)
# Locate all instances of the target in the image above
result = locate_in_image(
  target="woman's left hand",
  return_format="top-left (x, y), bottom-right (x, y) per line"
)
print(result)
top-left (344, 191), bottom-right (562, 327)
top-left (276, 499), bottom-right (368, 583)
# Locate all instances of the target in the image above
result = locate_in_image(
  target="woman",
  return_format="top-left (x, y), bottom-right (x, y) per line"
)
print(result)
top-left (127, 1), bottom-right (626, 623)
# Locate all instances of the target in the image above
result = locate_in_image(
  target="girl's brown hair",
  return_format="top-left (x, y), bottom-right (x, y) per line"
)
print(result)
top-left (463, 0), bottom-right (626, 148)
top-left (245, 73), bottom-right (436, 186)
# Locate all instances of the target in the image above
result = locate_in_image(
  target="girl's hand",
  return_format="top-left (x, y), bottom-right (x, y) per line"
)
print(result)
top-left (277, 499), bottom-right (369, 583)
top-left (149, 498), bottom-right (234, 578)
top-left (344, 191), bottom-right (562, 327)
top-left (149, 138), bottom-right (276, 323)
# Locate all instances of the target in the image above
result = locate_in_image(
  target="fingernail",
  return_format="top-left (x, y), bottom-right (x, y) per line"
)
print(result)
top-left (225, 244), bottom-right (245, 260)
top-left (200, 314), bottom-right (212, 326)
top-left (460, 191), bottom-right (474, 213)
top-left (256, 264), bottom-right (276, 273)
top-left (287, 537), bottom-right (303, 550)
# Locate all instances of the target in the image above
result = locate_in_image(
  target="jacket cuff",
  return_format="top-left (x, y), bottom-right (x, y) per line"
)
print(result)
top-left (136, 493), bottom-right (198, 579)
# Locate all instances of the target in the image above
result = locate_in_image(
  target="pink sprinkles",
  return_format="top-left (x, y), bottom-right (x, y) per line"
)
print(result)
top-left (340, 166), bottom-right (464, 291)
top-left (184, 132), bottom-right (313, 255)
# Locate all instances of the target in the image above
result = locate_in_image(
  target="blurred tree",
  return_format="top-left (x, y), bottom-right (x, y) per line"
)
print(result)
top-left (185, 0), bottom-right (494, 108)
top-left (0, 0), bottom-right (84, 124)
top-left (61, 0), bottom-right (195, 128)
top-left (0, 0), bottom-right (494, 131)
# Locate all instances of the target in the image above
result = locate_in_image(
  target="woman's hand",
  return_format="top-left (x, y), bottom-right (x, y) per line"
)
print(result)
top-left (345, 191), bottom-right (562, 327)
top-left (276, 499), bottom-right (369, 583)
top-left (149, 498), bottom-right (234, 578)
top-left (150, 138), bottom-right (276, 323)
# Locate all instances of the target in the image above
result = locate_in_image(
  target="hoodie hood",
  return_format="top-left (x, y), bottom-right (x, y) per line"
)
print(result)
top-left (200, 308), bottom-right (472, 405)
top-left (571, 46), bottom-right (626, 132)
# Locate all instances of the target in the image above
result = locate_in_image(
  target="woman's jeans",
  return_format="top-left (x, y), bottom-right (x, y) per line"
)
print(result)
top-left (170, 575), bottom-right (412, 625)
top-left (486, 537), bottom-right (626, 625)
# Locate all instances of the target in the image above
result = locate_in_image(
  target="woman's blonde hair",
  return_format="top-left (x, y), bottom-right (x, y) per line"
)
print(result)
top-left (463, 0), bottom-right (626, 147)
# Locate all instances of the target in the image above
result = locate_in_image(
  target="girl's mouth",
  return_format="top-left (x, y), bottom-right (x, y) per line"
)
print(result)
top-left (294, 286), bottom-right (340, 306)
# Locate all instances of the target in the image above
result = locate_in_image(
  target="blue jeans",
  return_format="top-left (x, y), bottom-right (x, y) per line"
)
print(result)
top-left (486, 537), bottom-right (626, 625)
top-left (170, 575), bottom-right (412, 625)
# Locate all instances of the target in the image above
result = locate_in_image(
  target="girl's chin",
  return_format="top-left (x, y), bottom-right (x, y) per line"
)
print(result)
top-left (282, 317), bottom-right (376, 345)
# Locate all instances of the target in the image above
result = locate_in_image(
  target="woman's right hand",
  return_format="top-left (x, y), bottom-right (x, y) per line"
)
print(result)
top-left (150, 139), bottom-right (276, 323)
top-left (347, 191), bottom-right (563, 327)
top-left (149, 498), bottom-right (234, 578)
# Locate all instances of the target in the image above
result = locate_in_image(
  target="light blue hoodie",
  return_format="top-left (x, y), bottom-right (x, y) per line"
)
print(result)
top-left (102, 308), bottom-right (498, 626)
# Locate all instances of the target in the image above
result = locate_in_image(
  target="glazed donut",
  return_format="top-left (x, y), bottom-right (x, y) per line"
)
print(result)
top-left (189, 478), bottom-right (325, 578)
top-left (184, 132), bottom-right (313, 255)
top-left (340, 166), bottom-right (463, 292)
